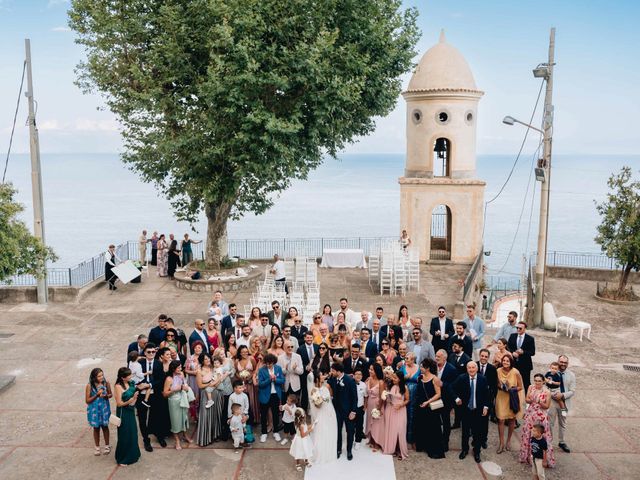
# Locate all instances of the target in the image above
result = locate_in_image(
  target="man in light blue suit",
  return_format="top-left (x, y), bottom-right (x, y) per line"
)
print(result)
top-left (257, 353), bottom-right (285, 443)
top-left (465, 304), bottom-right (485, 361)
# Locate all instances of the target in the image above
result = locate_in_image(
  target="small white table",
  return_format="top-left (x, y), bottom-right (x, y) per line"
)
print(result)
top-left (320, 249), bottom-right (367, 269)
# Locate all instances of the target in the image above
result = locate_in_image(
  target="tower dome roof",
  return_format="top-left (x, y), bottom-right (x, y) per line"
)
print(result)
top-left (406, 30), bottom-right (480, 93)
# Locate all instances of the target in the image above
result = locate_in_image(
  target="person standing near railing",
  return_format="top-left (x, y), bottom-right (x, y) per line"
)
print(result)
top-left (181, 233), bottom-right (202, 267)
top-left (105, 244), bottom-right (121, 291)
top-left (138, 230), bottom-right (150, 265)
top-left (150, 231), bottom-right (159, 266)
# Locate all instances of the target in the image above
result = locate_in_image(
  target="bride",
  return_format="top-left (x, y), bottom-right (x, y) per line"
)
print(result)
top-left (307, 368), bottom-right (338, 464)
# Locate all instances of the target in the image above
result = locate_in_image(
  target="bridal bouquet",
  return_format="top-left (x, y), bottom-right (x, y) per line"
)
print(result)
top-left (371, 408), bottom-right (382, 419)
top-left (381, 390), bottom-right (389, 401)
top-left (311, 390), bottom-right (324, 407)
top-left (383, 366), bottom-right (394, 377)
top-left (238, 370), bottom-right (251, 380)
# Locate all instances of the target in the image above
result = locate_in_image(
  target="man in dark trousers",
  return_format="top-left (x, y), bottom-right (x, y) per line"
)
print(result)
top-left (452, 361), bottom-right (490, 463)
top-left (477, 348), bottom-right (498, 443)
top-left (344, 343), bottom-right (368, 379)
top-left (508, 321), bottom-right (536, 393)
top-left (435, 349), bottom-right (458, 451)
top-left (136, 343), bottom-right (157, 451)
top-left (297, 332), bottom-right (318, 410)
top-left (328, 362), bottom-right (358, 461)
top-left (430, 306), bottom-right (455, 353)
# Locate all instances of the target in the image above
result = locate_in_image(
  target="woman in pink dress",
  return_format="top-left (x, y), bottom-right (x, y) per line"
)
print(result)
top-left (519, 373), bottom-right (556, 467)
top-left (205, 319), bottom-right (221, 353)
top-left (366, 363), bottom-right (386, 452)
top-left (382, 372), bottom-right (409, 460)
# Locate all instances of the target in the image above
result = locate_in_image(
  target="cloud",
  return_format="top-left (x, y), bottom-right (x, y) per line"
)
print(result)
top-left (47, 0), bottom-right (69, 7)
top-left (51, 26), bottom-right (71, 32)
top-left (35, 118), bottom-right (119, 132)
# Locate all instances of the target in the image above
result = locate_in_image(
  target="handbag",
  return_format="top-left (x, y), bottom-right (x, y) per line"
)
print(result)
top-left (429, 399), bottom-right (444, 410)
top-left (186, 385), bottom-right (196, 402)
top-left (244, 424), bottom-right (255, 443)
top-left (109, 413), bottom-right (121, 427)
top-left (179, 390), bottom-right (190, 408)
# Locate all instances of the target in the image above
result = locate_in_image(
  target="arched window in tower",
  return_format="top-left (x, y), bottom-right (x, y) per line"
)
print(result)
top-left (433, 138), bottom-right (450, 177)
top-left (430, 204), bottom-right (452, 260)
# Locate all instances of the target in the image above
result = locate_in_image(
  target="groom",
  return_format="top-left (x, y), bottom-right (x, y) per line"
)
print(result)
top-left (328, 363), bottom-right (358, 460)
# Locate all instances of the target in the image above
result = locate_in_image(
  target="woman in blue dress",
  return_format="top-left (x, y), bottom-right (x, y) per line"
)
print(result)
top-left (85, 368), bottom-right (112, 456)
top-left (399, 352), bottom-right (420, 445)
top-left (114, 367), bottom-right (141, 466)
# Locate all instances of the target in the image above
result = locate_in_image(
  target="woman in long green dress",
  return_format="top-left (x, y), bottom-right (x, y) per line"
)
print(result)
top-left (114, 367), bottom-right (141, 466)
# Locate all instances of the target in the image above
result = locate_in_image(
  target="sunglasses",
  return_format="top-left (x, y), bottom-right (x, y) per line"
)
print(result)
top-left (166, 334), bottom-right (175, 338)
top-left (381, 342), bottom-right (389, 345)
top-left (319, 347), bottom-right (327, 350)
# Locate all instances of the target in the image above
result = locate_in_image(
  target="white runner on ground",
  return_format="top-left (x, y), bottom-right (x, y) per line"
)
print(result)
top-left (304, 443), bottom-right (395, 480)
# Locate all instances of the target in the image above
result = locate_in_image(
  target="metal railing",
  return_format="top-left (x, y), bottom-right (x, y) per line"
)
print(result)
top-left (1, 236), bottom-right (397, 288)
top-left (530, 251), bottom-right (622, 270)
top-left (463, 249), bottom-right (484, 300)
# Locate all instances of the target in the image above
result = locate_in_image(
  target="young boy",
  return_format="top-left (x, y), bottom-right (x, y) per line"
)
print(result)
top-left (229, 403), bottom-right (245, 453)
top-left (228, 380), bottom-right (250, 423)
top-left (353, 369), bottom-right (368, 448)
top-left (544, 362), bottom-right (567, 416)
top-left (530, 424), bottom-right (548, 480)
top-left (128, 350), bottom-right (151, 408)
top-left (280, 393), bottom-right (298, 446)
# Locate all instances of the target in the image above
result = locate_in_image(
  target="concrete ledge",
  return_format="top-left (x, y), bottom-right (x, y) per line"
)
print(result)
top-left (548, 265), bottom-right (640, 283)
top-left (593, 293), bottom-right (640, 305)
top-left (175, 268), bottom-right (262, 293)
top-left (0, 285), bottom-right (81, 303)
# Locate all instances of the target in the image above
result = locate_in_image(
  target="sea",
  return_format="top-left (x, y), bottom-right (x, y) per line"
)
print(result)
top-left (5, 153), bottom-right (640, 279)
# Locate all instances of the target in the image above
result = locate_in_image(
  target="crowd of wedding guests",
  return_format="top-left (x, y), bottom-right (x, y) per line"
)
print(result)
top-left (86, 292), bottom-right (576, 477)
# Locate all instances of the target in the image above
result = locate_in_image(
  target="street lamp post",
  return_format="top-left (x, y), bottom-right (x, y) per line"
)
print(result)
top-left (503, 28), bottom-right (556, 328)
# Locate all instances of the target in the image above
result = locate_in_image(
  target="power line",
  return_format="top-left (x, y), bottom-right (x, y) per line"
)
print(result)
top-left (3, 61), bottom-right (26, 184)
top-left (486, 79), bottom-right (545, 205)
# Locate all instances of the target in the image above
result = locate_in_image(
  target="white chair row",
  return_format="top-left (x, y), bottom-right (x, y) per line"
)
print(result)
top-left (544, 302), bottom-right (591, 341)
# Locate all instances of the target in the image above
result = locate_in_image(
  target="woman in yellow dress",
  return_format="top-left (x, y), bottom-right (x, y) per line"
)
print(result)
top-left (495, 353), bottom-right (525, 453)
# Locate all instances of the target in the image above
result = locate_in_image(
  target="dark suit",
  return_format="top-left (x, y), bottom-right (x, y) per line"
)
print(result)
top-left (136, 358), bottom-right (155, 445)
top-left (291, 324), bottom-right (308, 342)
top-left (447, 334), bottom-right (473, 357)
top-left (438, 362), bottom-right (458, 448)
top-left (267, 309), bottom-right (287, 328)
top-left (328, 374), bottom-right (358, 456)
top-left (188, 329), bottom-right (211, 354)
top-left (507, 333), bottom-right (536, 393)
top-left (430, 317), bottom-right (455, 353)
top-left (370, 329), bottom-right (384, 350)
top-left (344, 356), bottom-right (368, 379)
top-left (127, 341), bottom-right (145, 362)
top-left (220, 314), bottom-right (238, 340)
top-left (477, 361), bottom-right (498, 439)
top-left (361, 339), bottom-right (378, 363)
top-left (451, 373), bottom-right (490, 455)
top-left (297, 342), bottom-right (319, 410)
top-left (448, 351), bottom-right (471, 428)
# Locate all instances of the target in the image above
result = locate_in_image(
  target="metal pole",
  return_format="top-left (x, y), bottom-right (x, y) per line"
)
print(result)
top-left (533, 28), bottom-right (555, 328)
top-left (25, 39), bottom-right (48, 304)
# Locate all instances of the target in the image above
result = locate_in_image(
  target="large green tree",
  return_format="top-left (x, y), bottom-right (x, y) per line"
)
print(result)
top-left (69, 0), bottom-right (420, 266)
top-left (594, 166), bottom-right (640, 298)
top-left (0, 183), bottom-right (57, 282)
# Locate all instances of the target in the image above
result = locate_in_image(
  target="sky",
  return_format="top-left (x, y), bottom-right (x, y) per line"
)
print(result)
top-left (1, 0), bottom-right (639, 156)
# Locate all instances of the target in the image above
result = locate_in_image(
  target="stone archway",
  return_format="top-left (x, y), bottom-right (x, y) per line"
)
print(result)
top-left (430, 204), bottom-right (452, 260)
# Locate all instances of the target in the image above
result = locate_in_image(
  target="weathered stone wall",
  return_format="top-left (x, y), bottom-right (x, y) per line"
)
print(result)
top-left (547, 266), bottom-right (640, 283)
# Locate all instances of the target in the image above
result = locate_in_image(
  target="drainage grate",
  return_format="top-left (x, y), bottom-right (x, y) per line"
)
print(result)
top-left (622, 364), bottom-right (640, 373)
top-left (0, 333), bottom-right (14, 339)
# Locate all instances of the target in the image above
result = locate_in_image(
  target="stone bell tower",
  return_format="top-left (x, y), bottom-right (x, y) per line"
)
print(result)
top-left (399, 30), bottom-right (485, 264)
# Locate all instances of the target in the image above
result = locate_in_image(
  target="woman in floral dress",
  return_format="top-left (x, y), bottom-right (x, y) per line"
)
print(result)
top-left (156, 234), bottom-right (168, 277)
top-left (519, 373), bottom-right (556, 467)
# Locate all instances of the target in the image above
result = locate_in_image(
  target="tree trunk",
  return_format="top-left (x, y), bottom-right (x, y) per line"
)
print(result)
top-left (204, 200), bottom-right (232, 269)
top-left (617, 263), bottom-right (632, 298)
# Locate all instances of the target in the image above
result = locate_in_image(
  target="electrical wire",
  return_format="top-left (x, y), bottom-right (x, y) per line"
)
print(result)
top-left (3, 61), bottom-right (26, 184)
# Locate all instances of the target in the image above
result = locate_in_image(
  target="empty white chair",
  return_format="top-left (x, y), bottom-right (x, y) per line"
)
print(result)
top-left (544, 302), bottom-right (576, 336)
top-left (570, 321), bottom-right (592, 341)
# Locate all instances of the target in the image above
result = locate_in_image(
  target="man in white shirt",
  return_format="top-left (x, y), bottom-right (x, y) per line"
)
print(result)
top-left (548, 354), bottom-right (576, 454)
top-left (270, 254), bottom-right (288, 294)
top-left (254, 313), bottom-right (273, 348)
top-left (236, 325), bottom-right (253, 348)
top-left (277, 341), bottom-right (303, 400)
top-left (338, 297), bottom-right (359, 330)
top-left (281, 326), bottom-right (299, 351)
top-left (371, 307), bottom-right (388, 328)
top-left (353, 369), bottom-right (368, 449)
top-left (355, 311), bottom-right (370, 332)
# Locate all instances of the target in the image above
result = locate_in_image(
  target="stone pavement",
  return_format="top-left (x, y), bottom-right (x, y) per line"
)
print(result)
top-left (0, 267), bottom-right (639, 479)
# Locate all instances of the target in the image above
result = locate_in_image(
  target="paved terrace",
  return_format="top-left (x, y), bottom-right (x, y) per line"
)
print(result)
top-left (0, 267), bottom-right (639, 480)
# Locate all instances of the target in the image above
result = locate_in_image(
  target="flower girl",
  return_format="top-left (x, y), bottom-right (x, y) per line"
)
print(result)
top-left (289, 408), bottom-right (315, 471)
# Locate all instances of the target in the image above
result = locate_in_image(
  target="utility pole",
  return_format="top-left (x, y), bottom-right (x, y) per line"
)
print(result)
top-left (25, 39), bottom-right (48, 304)
top-left (533, 28), bottom-right (555, 328)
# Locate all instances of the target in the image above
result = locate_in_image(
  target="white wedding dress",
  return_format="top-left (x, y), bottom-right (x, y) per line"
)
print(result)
top-left (307, 376), bottom-right (338, 464)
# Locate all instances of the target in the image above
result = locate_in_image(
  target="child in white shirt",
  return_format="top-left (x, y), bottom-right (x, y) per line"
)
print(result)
top-left (128, 350), bottom-right (151, 408)
top-left (229, 403), bottom-right (245, 452)
top-left (280, 393), bottom-right (298, 445)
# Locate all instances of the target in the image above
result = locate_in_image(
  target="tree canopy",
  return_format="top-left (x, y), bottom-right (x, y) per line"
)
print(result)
top-left (0, 183), bottom-right (56, 282)
top-left (69, 0), bottom-right (420, 265)
top-left (594, 166), bottom-right (640, 297)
